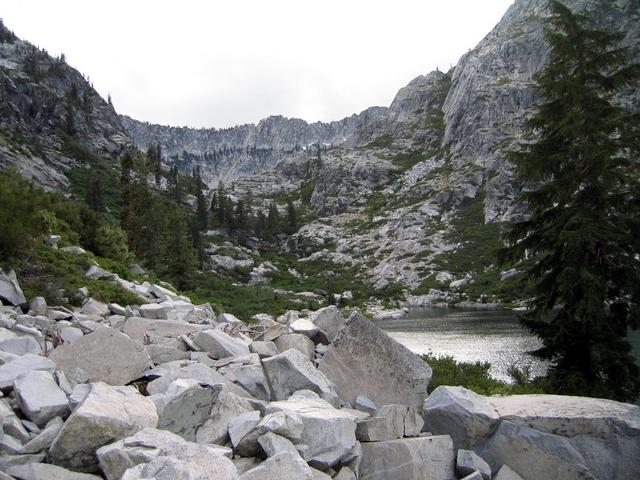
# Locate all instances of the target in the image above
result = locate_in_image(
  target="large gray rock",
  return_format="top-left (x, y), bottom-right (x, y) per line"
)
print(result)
top-left (235, 410), bottom-right (305, 457)
top-left (488, 394), bottom-right (640, 438)
top-left (262, 348), bottom-right (338, 404)
top-left (123, 317), bottom-right (207, 342)
top-left (274, 333), bottom-right (316, 360)
top-left (308, 305), bottom-right (345, 341)
top-left (239, 451), bottom-right (314, 480)
top-left (0, 335), bottom-right (42, 355)
top-left (14, 370), bottom-right (70, 426)
top-left (49, 382), bottom-right (158, 472)
top-left (196, 389), bottom-right (256, 445)
top-left (487, 394), bottom-right (640, 480)
top-left (194, 329), bottom-right (250, 359)
top-left (494, 465), bottom-right (525, 480)
top-left (476, 421), bottom-right (594, 480)
top-left (0, 269), bottom-right (26, 306)
top-left (138, 303), bottom-right (168, 319)
top-left (145, 361), bottom-right (251, 399)
top-left (121, 454), bottom-right (238, 480)
top-left (257, 431), bottom-right (299, 457)
top-left (249, 340), bottom-right (278, 358)
top-left (356, 405), bottom-right (406, 441)
top-left (28, 297), bottom-right (47, 316)
top-left (266, 391), bottom-right (358, 469)
top-left (155, 378), bottom-right (221, 441)
top-left (49, 327), bottom-right (152, 385)
top-left (319, 313), bottom-right (431, 409)
top-left (20, 417), bottom-right (64, 454)
top-left (358, 435), bottom-right (455, 480)
top-left (422, 386), bottom-right (500, 448)
top-left (97, 427), bottom-right (234, 480)
top-left (457, 449), bottom-right (491, 480)
top-left (6, 463), bottom-right (102, 479)
top-left (0, 353), bottom-right (56, 389)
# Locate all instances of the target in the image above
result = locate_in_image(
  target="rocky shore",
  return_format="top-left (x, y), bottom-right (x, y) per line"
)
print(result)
top-left (0, 267), bottom-right (639, 480)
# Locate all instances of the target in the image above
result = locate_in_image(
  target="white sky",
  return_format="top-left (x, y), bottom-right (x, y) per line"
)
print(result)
top-left (2, 0), bottom-right (514, 129)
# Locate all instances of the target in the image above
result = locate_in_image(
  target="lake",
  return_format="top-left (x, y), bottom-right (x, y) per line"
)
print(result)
top-left (374, 308), bottom-right (549, 383)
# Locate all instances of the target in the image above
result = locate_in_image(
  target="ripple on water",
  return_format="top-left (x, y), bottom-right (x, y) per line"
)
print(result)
top-left (374, 308), bottom-right (549, 383)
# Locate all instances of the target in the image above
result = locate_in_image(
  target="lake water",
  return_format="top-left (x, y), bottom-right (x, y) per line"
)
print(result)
top-left (374, 308), bottom-right (549, 383)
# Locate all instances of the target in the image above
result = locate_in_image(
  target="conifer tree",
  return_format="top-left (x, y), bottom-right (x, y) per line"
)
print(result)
top-left (86, 176), bottom-right (104, 213)
top-left (286, 199), bottom-right (298, 234)
top-left (267, 202), bottom-right (280, 234)
top-left (501, 0), bottom-right (640, 401)
top-left (120, 151), bottom-right (134, 229)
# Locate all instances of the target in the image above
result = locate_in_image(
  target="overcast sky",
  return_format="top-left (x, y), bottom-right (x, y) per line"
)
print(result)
top-left (3, 0), bottom-right (514, 129)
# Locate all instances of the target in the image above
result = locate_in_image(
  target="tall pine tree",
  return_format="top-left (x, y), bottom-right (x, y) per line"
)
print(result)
top-left (501, 0), bottom-right (640, 401)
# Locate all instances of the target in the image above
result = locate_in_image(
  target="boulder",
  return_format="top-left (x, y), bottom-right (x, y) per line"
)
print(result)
top-left (138, 303), bottom-right (168, 320)
top-left (97, 427), bottom-right (234, 480)
top-left (266, 391), bottom-right (358, 469)
top-left (49, 382), bottom-right (158, 472)
top-left (457, 449), bottom-right (491, 480)
top-left (20, 417), bottom-right (64, 454)
top-left (145, 361), bottom-right (250, 399)
top-left (249, 340), bottom-right (278, 358)
top-left (257, 431), bottom-right (299, 457)
top-left (195, 329), bottom-right (250, 359)
top-left (235, 411), bottom-right (305, 457)
top-left (79, 299), bottom-right (109, 316)
top-left (476, 421), bottom-right (594, 480)
top-left (229, 410), bottom-right (262, 449)
top-left (196, 390), bottom-right (256, 445)
top-left (354, 395), bottom-right (377, 415)
top-left (289, 318), bottom-right (320, 338)
top-left (0, 353), bottom-right (56, 389)
top-left (0, 269), bottom-right (26, 306)
top-left (224, 362), bottom-right (271, 401)
top-left (155, 379), bottom-right (222, 441)
top-left (404, 407), bottom-right (424, 437)
top-left (219, 312), bottom-right (243, 324)
top-left (239, 451), bottom-right (314, 480)
top-left (49, 326), bottom-right (151, 385)
top-left (358, 435), bottom-right (455, 480)
top-left (145, 343), bottom-right (189, 364)
top-left (123, 317), bottom-right (207, 342)
top-left (487, 394), bottom-right (640, 439)
top-left (460, 472), bottom-right (484, 480)
top-left (262, 348), bottom-right (338, 404)
top-left (121, 454), bottom-right (238, 480)
top-left (356, 405), bottom-right (406, 442)
top-left (14, 370), bottom-right (70, 426)
top-left (494, 465), bottom-right (525, 480)
top-left (274, 333), bottom-right (315, 360)
top-left (308, 305), bottom-right (345, 341)
top-left (334, 466), bottom-right (357, 480)
top-left (58, 327), bottom-right (83, 344)
top-left (28, 297), bottom-right (47, 316)
top-left (84, 265), bottom-right (115, 281)
top-left (0, 335), bottom-right (42, 355)
top-left (5, 463), bottom-right (102, 479)
top-left (319, 313), bottom-right (431, 409)
top-left (422, 386), bottom-right (500, 449)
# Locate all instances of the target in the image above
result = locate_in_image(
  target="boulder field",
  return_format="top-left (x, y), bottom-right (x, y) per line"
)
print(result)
top-left (0, 268), bottom-right (639, 479)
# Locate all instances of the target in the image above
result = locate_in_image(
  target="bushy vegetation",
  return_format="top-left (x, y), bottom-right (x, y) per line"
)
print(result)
top-left (0, 171), bottom-right (139, 307)
top-left (423, 354), bottom-right (547, 396)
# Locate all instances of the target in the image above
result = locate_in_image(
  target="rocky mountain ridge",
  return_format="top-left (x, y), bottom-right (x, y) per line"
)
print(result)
top-left (0, 20), bottom-right (130, 191)
top-left (1, 0), bottom-right (638, 304)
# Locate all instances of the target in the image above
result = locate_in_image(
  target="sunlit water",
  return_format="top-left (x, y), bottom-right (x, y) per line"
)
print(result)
top-left (374, 308), bottom-right (549, 383)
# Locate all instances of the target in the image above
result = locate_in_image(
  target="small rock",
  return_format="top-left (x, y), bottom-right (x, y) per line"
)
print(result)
top-left (14, 370), bottom-right (69, 426)
top-left (354, 395), bottom-right (377, 415)
top-left (0, 269), bottom-right (26, 306)
top-left (457, 449), bottom-right (491, 480)
top-left (28, 297), bottom-right (47, 316)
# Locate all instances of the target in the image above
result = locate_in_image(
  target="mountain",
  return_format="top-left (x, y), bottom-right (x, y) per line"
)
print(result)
top-left (0, 20), bottom-right (130, 191)
top-left (0, 0), bottom-right (638, 305)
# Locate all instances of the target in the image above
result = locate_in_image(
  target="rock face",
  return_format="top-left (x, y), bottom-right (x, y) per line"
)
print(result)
top-left (0, 269), bottom-right (26, 306)
top-left (263, 348), bottom-right (337, 404)
top-left (97, 428), bottom-right (235, 480)
top-left (319, 313), bottom-right (432, 409)
top-left (422, 386), bottom-right (500, 449)
top-left (0, 24), bottom-right (129, 191)
top-left (49, 327), bottom-right (152, 385)
top-left (13, 370), bottom-right (70, 426)
top-left (266, 392), bottom-right (359, 469)
top-left (358, 435), bottom-right (455, 480)
top-left (49, 383), bottom-right (158, 472)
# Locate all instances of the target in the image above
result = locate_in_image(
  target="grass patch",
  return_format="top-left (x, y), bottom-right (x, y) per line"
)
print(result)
top-left (364, 134), bottom-right (394, 149)
top-left (423, 354), bottom-right (547, 395)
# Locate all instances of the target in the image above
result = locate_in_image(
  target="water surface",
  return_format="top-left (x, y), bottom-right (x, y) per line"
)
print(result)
top-left (374, 308), bottom-right (549, 383)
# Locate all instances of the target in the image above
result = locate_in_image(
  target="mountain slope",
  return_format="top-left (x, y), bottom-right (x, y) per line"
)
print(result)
top-left (0, 21), bottom-right (130, 191)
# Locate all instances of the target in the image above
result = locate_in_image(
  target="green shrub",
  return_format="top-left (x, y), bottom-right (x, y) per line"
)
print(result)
top-left (423, 353), bottom-right (547, 395)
